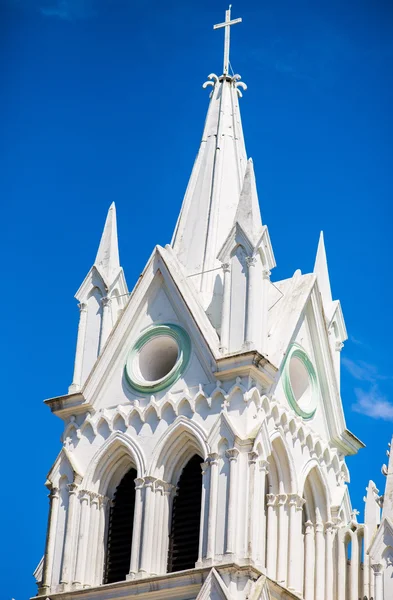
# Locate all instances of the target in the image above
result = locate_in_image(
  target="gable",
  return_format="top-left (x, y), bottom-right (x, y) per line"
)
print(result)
top-left (84, 267), bottom-right (217, 413)
top-left (272, 283), bottom-right (354, 452)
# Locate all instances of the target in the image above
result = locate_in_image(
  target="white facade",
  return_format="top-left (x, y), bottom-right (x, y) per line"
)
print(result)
top-left (33, 12), bottom-right (392, 600)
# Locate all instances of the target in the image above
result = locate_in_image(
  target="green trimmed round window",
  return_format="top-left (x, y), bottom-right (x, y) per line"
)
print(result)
top-left (283, 345), bottom-right (318, 419)
top-left (125, 324), bottom-right (191, 393)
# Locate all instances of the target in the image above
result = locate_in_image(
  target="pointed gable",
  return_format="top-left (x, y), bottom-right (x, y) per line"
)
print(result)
top-left (196, 568), bottom-right (231, 600)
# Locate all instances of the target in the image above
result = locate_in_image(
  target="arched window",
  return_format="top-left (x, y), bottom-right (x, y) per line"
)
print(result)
top-left (167, 454), bottom-right (203, 573)
top-left (104, 468), bottom-right (137, 584)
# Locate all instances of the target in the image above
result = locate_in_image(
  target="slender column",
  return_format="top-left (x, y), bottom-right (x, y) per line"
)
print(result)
top-left (260, 268), bottom-right (271, 355)
top-left (100, 296), bottom-right (112, 352)
top-left (206, 453), bottom-right (219, 560)
top-left (287, 494), bottom-right (300, 590)
top-left (304, 520), bottom-right (315, 600)
top-left (197, 462), bottom-right (210, 565)
top-left (219, 263), bottom-right (231, 353)
top-left (337, 530), bottom-right (346, 600)
top-left (73, 491), bottom-right (91, 586)
top-left (324, 522), bottom-right (335, 600)
top-left (40, 486), bottom-right (60, 593)
top-left (314, 518), bottom-right (325, 600)
top-left (85, 493), bottom-right (100, 587)
top-left (152, 481), bottom-right (164, 575)
top-left (162, 482), bottom-right (175, 572)
top-left (350, 531), bottom-right (359, 600)
top-left (245, 255), bottom-right (257, 348)
top-left (139, 477), bottom-right (156, 575)
top-left (95, 497), bottom-right (110, 584)
top-left (70, 303), bottom-right (87, 391)
top-left (246, 451), bottom-right (258, 560)
top-left (129, 478), bottom-right (144, 578)
top-left (295, 496), bottom-right (306, 594)
top-left (223, 448), bottom-right (239, 556)
top-left (60, 483), bottom-right (79, 586)
top-left (363, 526), bottom-right (370, 598)
top-left (276, 493), bottom-right (287, 585)
top-left (266, 494), bottom-right (277, 578)
top-left (371, 563), bottom-right (383, 600)
top-left (257, 460), bottom-right (269, 567)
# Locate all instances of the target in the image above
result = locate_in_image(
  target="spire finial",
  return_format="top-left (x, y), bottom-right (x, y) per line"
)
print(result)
top-left (213, 5), bottom-right (242, 75)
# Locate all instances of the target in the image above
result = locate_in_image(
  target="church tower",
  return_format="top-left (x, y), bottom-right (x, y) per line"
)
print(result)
top-left (33, 8), bottom-right (391, 600)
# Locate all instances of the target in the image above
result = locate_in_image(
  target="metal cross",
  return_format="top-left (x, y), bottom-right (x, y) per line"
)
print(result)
top-left (213, 5), bottom-right (242, 76)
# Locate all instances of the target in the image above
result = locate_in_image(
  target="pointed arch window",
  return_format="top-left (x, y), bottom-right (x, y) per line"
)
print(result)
top-left (167, 455), bottom-right (203, 573)
top-left (104, 468), bottom-right (137, 584)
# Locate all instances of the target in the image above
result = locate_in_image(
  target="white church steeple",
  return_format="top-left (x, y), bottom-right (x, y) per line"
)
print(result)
top-left (37, 9), bottom-right (393, 600)
top-left (69, 202), bottom-right (128, 392)
top-left (172, 7), bottom-right (275, 351)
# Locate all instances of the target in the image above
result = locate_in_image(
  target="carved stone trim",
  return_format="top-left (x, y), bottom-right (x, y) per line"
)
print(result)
top-left (226, 448), bottom-right (240, 462)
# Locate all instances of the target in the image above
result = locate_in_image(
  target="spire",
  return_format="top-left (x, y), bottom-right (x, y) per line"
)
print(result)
top-left (234, 158), bottom-right (263, 244)
top-left (171, 72), bottom-right (248, 286)
top-left (313, 231), bottom-right (333, 308)
top-left (94, 202), bottom-right (120, 284)
top-left (382, 437), bottom-right (393, 519)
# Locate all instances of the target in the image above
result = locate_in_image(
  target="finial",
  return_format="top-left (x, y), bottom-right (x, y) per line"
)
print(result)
top-left (213, 5), bottom-right (242, 76)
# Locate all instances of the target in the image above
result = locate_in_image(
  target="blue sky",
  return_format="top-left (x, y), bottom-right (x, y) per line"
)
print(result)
top-left (1, 1), bottom-right (392, 597)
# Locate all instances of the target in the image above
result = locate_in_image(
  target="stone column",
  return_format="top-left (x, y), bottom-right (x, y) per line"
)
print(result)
top-left (287, 494), bottom-right (300, 591)
top-left (197, 461), bottom-right (210, 565)
top-left (276, 493), bottom-right (288, 585)
top-left (324, 522), bottom-right (335, 600)
top-left (95, 496), bottom-right (110, 584)
top-left (371, 563), bottom-right (383, 600)
top-left (314, 518), bottom-right (325, 600)
top-left (245, 255), bottom-right (257, 348)
top-left (257, 460), bottom-right (269, 567)
top-left (100, 296), bottom-right (112, 352)
top-left (247, 451), bottom-right (258, 561)
top-left (350, 531), bottom-right (359, 600)
top-left (362, 526), bottom-right (370, 598)
top-left (129, 478), bottom-right (144, 579)
top-left (337, 531), bottom-right (346, 600)
top-left (70, 303), bottom-right (87, 392)
top-left (73, 491), bottom-right (91, 587)
top-left (206, 453), bottom-right (219, 561)
top-left (260, 268), bottom-right (271, 355)
top-left (266, 494), bottom-right (277, 579)
top-left (60, 482), bottom-right (79, 586)
top-left (85, 493), bottom-right (100, 587)
top-left (304, 520), bottom-right (315, 600)
top-left (225, 448), bottom-right (240, 556)
top-left (139, 477), bottom-right (156, 575)
top-left (151, 480), bottom-right (168, 576)
top-left (219, 263), bottom-right (231, 353)
top-left (40, 486), bottom-right (60, 593)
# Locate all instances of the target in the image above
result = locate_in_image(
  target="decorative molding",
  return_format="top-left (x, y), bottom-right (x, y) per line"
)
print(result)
top-left (124, 323), bottom-right (191, 394)
top-left (226, 448), bottom-right (240, 462)
top-left (282, 343), bottom-right (319, 420)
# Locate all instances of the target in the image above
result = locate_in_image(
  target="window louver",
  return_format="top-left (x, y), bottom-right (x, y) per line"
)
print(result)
top-left (167, 454), bottom-right (203, 573)
top-left (104, 468), bottom-right (137, 584)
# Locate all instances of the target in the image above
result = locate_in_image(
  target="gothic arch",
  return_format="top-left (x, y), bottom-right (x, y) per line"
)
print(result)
top-left (83, 431), bottom-right (146, 496)
top-left (300, 462), bottom-right (330, 523)
top-left (149, 416), bottom-right (209, 483)
top-left (268, 432), bottom-right (296, 493)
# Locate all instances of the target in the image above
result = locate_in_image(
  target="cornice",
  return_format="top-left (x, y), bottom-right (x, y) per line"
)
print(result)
top-left (44, 392), bottom-right (91, 419)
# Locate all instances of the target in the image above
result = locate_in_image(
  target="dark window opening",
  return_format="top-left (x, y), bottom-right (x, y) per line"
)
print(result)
top-left (167, 454), bottom-right (203, 573)
top-left (104, 468), bottom-right (137, 584)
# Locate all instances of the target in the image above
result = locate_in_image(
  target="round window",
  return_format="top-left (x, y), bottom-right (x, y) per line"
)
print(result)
top-left (284, 345), bottom-right (318, 419)
top-left (125, 324), bottom-right (191, 393)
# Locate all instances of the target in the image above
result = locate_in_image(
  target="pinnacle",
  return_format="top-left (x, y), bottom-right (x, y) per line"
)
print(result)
top-left (94, 202), bottom-right (120, 284)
